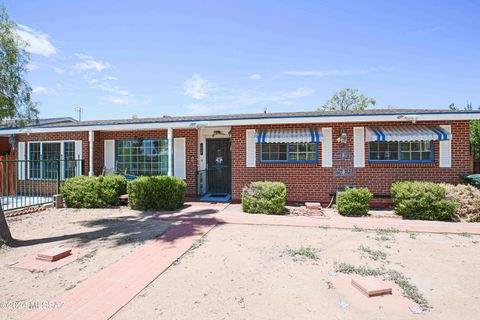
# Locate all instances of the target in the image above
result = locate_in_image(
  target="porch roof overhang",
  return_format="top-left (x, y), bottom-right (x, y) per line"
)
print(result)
top-left (0, 110), bottom-right (479, 135)
top-left (365, 125), bottom-right (451, 142)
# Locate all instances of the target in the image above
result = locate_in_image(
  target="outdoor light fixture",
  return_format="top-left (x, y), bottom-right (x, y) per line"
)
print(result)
top-left (212, 130), bottom-right (224, 137)
top-left (8, 134), bottom-right (17, 146)
top-left (397, 115), bottom-right (419, 123)
top-left (337, 129), bottom-right (347, 144)
top-left (132, 136), bottom-right (143, 147)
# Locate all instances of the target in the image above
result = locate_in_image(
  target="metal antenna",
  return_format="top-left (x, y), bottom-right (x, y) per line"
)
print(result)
top-left (74, 107), bottom-right (83, 122)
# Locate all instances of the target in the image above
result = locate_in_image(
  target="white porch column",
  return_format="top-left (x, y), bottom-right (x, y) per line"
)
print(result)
top-left (167, 127), bottom-right (173, 176)
top-left (88, 130), bottom-right (94, 176)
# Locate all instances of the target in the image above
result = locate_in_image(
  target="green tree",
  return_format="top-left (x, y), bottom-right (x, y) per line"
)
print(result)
top-left (449, 102), bottom-right (480, 160)
top-left (0, 6), bottom-right (39, 244)
top-left (319, 88), bottom-right (376, 111)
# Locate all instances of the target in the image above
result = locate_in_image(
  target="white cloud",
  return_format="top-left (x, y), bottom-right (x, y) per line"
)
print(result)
top-left (284, 67), bottom-right (392, 77)
top-left (183, 74), bottom-right (215, 100)
top-left (16, 25), bottom-right (56, 57)
top-left (282, 88), bottom-right (316, 99)
top-left (215, 87), bottom-right (316, 105)
top-left (85, 75), bottom-right (128, 97)
top-left (26, 63), bottom-right (39, 71)
top-left (32, 85), bottom-right (57, 95)
top-left (104, 96), bottom-right (128, 105)
top-left (87, 76), bottom-right (118, 84)
top-left (74, 53), bottom-right (111, 72)
top-left (53, 67), bottom-right (65, 74)
top-left (249, 74), bottom-right (262, 80)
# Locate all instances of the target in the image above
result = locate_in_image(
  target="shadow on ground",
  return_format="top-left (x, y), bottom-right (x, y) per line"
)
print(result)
top-left (7, 205), bottom-right (221, 248)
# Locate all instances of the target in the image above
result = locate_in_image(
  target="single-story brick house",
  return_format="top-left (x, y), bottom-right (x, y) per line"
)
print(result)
top-left (1, 109), bottom-right (479, 206)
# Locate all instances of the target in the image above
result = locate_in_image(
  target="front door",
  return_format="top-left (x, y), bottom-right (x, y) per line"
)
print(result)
top-left (206, 139), bottom-right (231, 195)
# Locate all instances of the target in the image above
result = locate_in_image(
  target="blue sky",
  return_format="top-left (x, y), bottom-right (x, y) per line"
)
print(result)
top-left (4, 0), bottom-right (480, 120)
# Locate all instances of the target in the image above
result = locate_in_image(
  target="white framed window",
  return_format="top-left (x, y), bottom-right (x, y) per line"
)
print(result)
top-left (27, 141), bottom-right (81, 180)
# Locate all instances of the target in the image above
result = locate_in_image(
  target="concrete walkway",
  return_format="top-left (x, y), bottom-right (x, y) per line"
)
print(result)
top-left (23, 202), bottom-right (480, 320)
top-left (24, 219), bottom-right (217, 320)
top-left (155, 203), bottom-right (480, 235)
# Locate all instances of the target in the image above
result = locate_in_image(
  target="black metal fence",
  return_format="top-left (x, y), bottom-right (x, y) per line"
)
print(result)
top-left (0, 158), bottom-right (84, 211)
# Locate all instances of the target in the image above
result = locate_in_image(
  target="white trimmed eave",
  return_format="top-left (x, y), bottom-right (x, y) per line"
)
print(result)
top-left (1, 112), bottom-right (480, 135)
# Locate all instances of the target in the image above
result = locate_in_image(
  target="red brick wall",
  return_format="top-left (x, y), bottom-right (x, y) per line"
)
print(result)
top-left (17, 129), bottom-right (199, 196)
top-left (231, 121), bottom-right (471, 205)
top-left (15, 120), bottom-right (471, 204)
top-left (17, 132), bottom-right (89, 175)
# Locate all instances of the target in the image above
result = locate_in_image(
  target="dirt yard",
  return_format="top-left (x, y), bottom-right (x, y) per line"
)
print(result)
top-left (112, 223), bottom-right (480, 320)
top-left (0, 208), bottom-right (172, 320)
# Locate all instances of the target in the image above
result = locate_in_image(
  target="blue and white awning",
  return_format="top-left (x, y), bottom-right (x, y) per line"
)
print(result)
top-left (366, 126), bottom-right (451, 142)
top-left (256, 128), bottom-right (322, 143)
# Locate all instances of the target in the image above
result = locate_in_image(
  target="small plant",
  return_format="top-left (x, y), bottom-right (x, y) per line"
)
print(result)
top-left (286, 246), bottom-right (320, 260)
top-left (242, 181), bottom-right (286, 215)
top-left (336, 187), bottom-right (372, 216)
top-left (190, 238), bottom-right (206, 250)
top-left (409, 232), bottom-right (418, 239)
top-left (358, 245), bottom-right (387, 261)
top-left (352, 225), bottom-right (367, 232)
top-left (325, 280), bottom-right (335, 289)
top-left (374, 228), bottom-right (399, 241)
top-left (391, 181), bottom-right (456, 221)
top-left (335, 263), bottom-right (429, 310)
top-left (376, 227), bottom-right (400, 235)
top-left (460, 232), bottom-right (472, 238)
top-left (375, 235), bottom-right (392, 242)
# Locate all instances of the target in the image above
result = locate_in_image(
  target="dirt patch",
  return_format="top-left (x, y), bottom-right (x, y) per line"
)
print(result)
top-left (0, 207), bottom-right (172, 320)
top-left (112, 224), bottom-right (480, 320)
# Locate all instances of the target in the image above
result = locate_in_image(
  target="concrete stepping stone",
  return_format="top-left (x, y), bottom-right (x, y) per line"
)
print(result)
top-left (36, 247), bottom-right (72, 262)
top-left (351, 276), bottom-right (392, 297)
top-left (305, 202), bottom-right (322, 210)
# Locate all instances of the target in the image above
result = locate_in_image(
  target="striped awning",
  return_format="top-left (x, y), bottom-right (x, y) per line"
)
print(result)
top-left (256, 128), bottom-right (322, 143)
top-left (365, 126), bottom-right (451, 142)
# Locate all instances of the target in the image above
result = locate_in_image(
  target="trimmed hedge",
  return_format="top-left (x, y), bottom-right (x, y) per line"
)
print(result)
top-left (242, 181), bottom-right (286, 215)
top-left (61, 175), bottom-right (127, 208)
top-left (127, 176), bottom-right (186, 210)
top-left (337, 187), bottom-right (372, 216)
top-left (391, 181), bottom-right (456, 221)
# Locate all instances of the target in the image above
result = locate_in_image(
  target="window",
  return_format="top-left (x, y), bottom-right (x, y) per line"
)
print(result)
top-left (261, 143), bottom-right (287, 161)
top-left (28, 141), bottom-right (79, 179)
top-left (64, 142), bottom-right (77, 179)
top-left (116, 139), bottom-right (168, 176)
top-left (369, 141), bottom-right (433, 163)
top-left (260, 143), bottom-right (317, 163)
top-left (42, 142), bottom-right (61, 179)
top-left (29, 143), bottom-right (41, 179)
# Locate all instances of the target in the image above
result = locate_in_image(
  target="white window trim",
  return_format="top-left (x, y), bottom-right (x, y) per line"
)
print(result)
top-left (27, 140), bottom-right (78, 180)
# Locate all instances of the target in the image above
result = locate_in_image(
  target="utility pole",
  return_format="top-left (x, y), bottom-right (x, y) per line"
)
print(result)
top-left (74, 107), bottom-right (83, 122)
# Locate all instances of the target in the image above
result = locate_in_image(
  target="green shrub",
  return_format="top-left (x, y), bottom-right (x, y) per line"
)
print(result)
top-left (440, 183), bottom-right (480, 222)
top-left (102, 174), bottom-right (128, 196)
top-left (337, 187), bottom-right (372, 216)
top-left (61, 175), bottom-right (127, 208)
top-left (462, 174), bottom-right (480, 189)
top-left (242, 181), bottom-right (286, 215)
top-left (128, 176), bottom-right (186, 210)
top-left (391, 181), bottom-right (456, 221)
